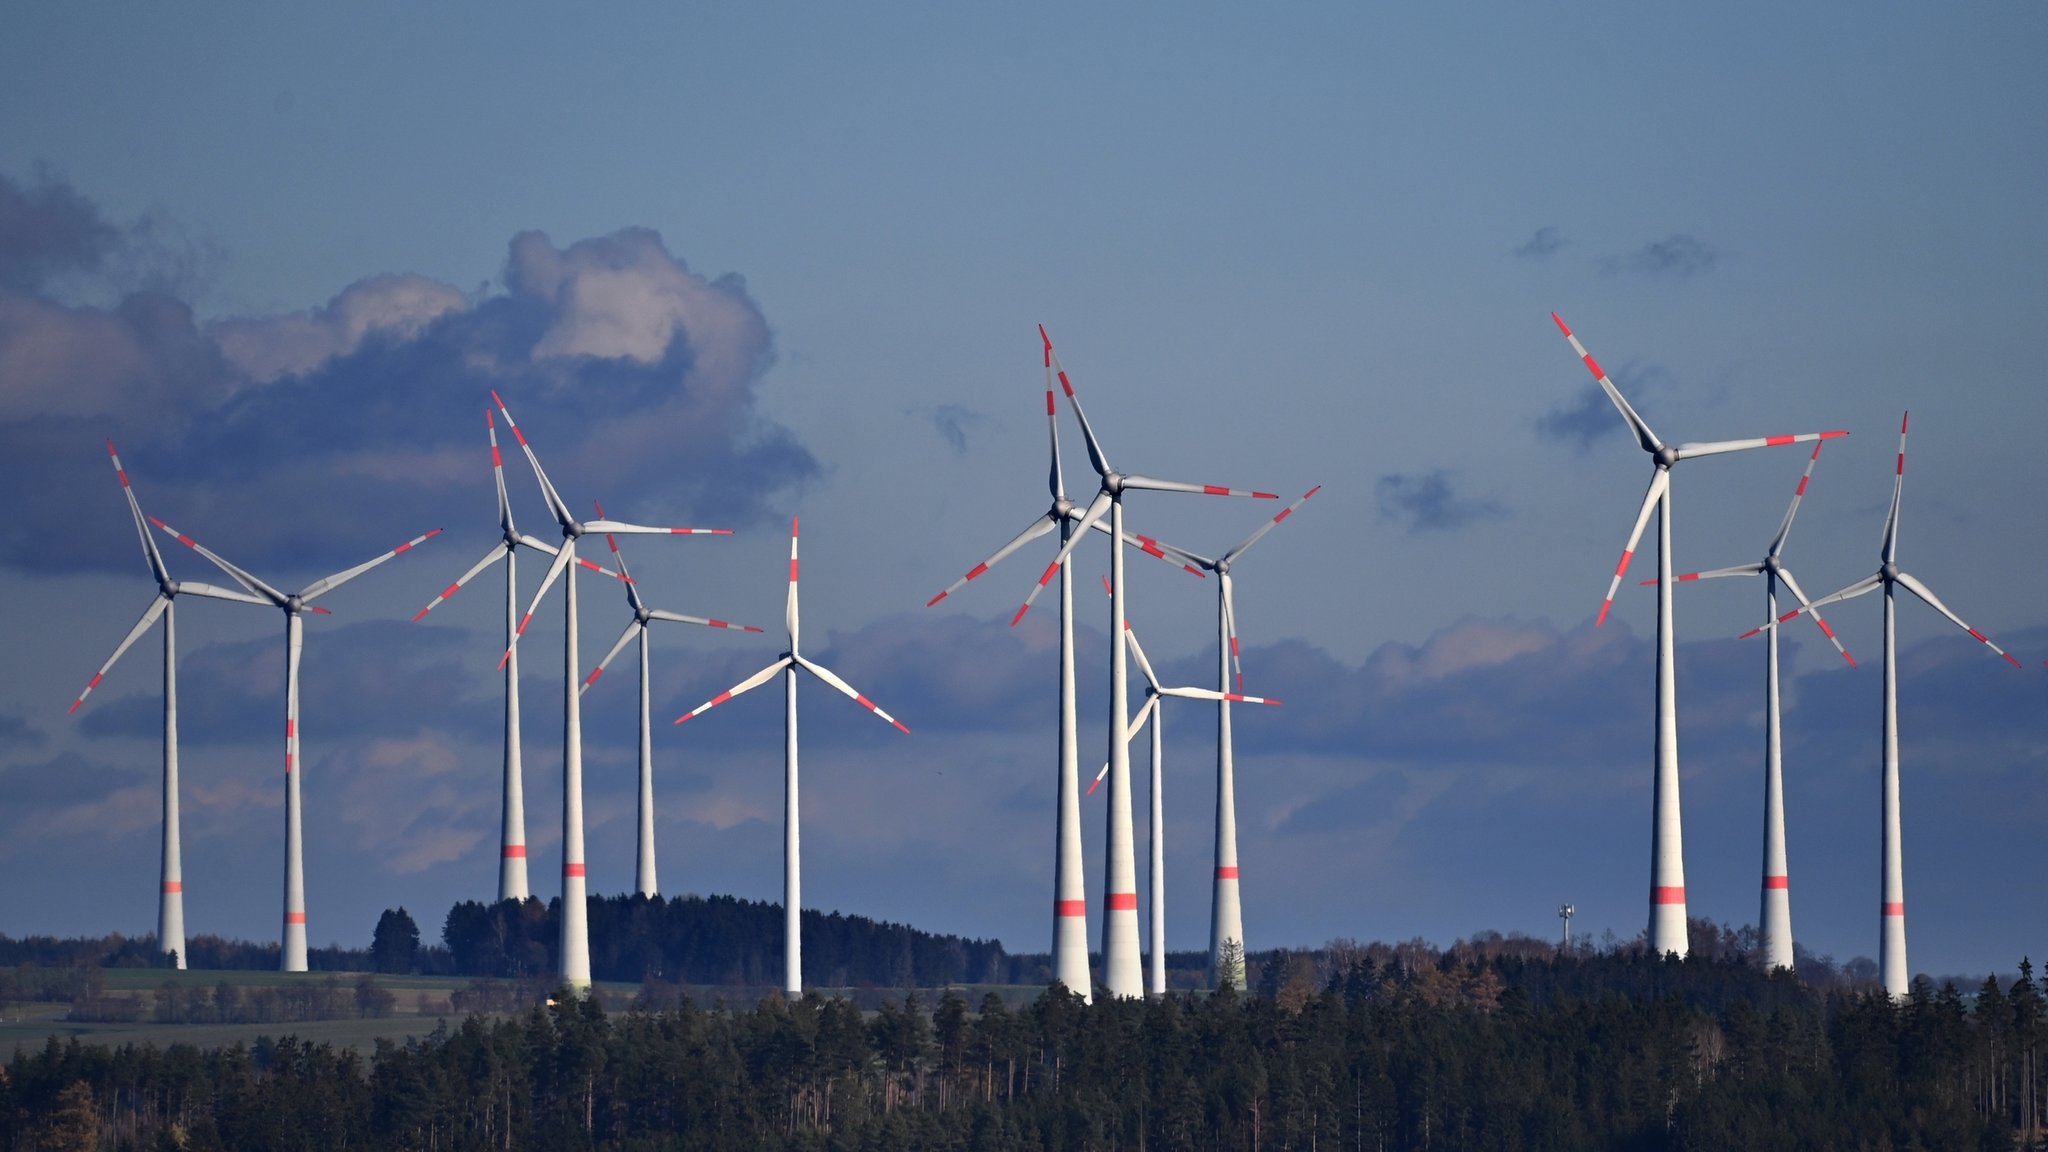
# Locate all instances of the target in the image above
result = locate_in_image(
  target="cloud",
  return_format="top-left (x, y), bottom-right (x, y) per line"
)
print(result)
top-left (0, 750), bottom-right (146, 807)
top-left (1598, 233), bottom-right (1719, 280)
top-left (0, 712), bottom-right (45, 750)
top-left (0, 167), bottom-right (120, 293)
top-left (1515, 226), bottom-right (1565, 260)
top-left (1535, 360), bottom-right (1668, 451)
top-left (1375, 470), bottom-right (1507, 534)
top-left (0, 172), bottom-right (819, 578)
top-left (918, 403), bottom-right (985, 454)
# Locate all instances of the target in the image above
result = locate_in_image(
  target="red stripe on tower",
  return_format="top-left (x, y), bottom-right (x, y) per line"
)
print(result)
top-left (1215, 866), bottom-right (1240, 880)
top-left (1882, 902), bottom-right (1904, 917)
top-left (502, 845), bottom-right (527, 858)
top-left (1652, 886), bottom-right (1687, 905)
top-left (1055, 900), bottom-right (1085, 917)
top-left (1106, 893), bottom-right (1138, 911)
top-left (286, 913), bottom-right (307, 925)
top-left (564, 863), bottom-right (586, 878)
top-left (1764, 876), bottom-right (1789, 890)
top-left (162, 881), bottom-right (184, 893)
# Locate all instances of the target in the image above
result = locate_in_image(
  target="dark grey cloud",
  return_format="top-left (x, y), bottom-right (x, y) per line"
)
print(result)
top-left (1375, 470), bottom-right (1507, 535)
top-left (0, 173), bottom-right (820, 578)
top-left (1535, 361), bottom-right (1668, 452)
top-left (0, 751), bottom-right (145, 806)
top-left (0, 168), bottom-right (120, 293)
top-left (0, 712), bottom-right (45, 750)
top-left (1515, 226), bottom-right (1565, 260)
top-left (1598, 233), bottom-right (1719, 280)
top-left (923, 403), bottom-right (985, 454)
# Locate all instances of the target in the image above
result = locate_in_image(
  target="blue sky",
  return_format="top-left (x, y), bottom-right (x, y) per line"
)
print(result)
top-left (2, 4), bottom-right (2044, 977)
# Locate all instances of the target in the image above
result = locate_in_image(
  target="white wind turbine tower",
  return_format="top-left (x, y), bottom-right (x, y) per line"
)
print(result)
top-left (1553, 312), bottom-right (1845, 957)
top-left (923, 333), bottom-right (1205, 1002)
top-left (675, 518), bottom-right (910, 997)
top-left (1645, 442), bottom-right (1855, 972)
top-left (581, 504), bottom-right (763, 898)
top-left (151, 515), bottom-right (440, 972)
top-left (411, 409), bottom-right (626, 902)
top-left (1764, 413), bottom-right (2023, 997)
top-left (491, 390), bottom-right (733, 990)
top-left (68, 441), bottom-right (272, 968)
top-left (1114, 486), bottom-right (1320, 987)
top-left (1089, 576), bottom-right (1281, 996)
top-left (1014, 327), bottom-right (1279, 999)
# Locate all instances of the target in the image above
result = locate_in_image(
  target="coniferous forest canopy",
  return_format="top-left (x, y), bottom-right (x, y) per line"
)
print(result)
top-left (8, 908), bottom-right (2048, 1149)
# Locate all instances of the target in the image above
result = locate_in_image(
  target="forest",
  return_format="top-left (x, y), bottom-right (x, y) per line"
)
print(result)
top-left (8, 936), bottom-right (2048, 1151)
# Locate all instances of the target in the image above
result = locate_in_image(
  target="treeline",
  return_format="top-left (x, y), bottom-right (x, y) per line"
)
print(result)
top-left (10, 949), bottom-right (2048, 1150)
top-left (441, 894), bottom-right (1030, 987)
top-left (0, 934), bottom-right (375, 973)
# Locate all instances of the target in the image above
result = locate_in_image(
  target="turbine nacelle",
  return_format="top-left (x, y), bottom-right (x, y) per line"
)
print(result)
top-left (1882, 561), bottom-right (1901, 582)
top-left (1654, 446), bottom-right (1679, 468)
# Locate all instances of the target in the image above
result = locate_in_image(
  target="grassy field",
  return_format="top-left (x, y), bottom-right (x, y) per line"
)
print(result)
top-left (3, 968), bottom-right (1058, 1056)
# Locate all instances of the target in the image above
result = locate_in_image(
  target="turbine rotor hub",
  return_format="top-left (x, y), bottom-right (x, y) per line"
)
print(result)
top-left (1763, 555), bottom-right (1782, 575)
top-left (1104, 472), bottom-right (1126, 495)
top-left (163, 578), bottom-right (181, 596)
top-left (1654, 446), bottom-right (1679, 469)
top-left (286, 594), bottom-right (304, 614)
top-left (1053, 497), bottom-right (1074, 517)
top-left (566, 520), bottom-right (585, 539)
top-left (1882, 561), bottom-right (1901, 582)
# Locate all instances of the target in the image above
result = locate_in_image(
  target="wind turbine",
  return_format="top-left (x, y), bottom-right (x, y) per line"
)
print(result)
top-left (922, 340), bottom-right (1204, 1003)
top-left (68, 441), bottom-right (271, 968)
top-left (410, 409), bottom-right (628, 902)
top-left (1107, 485), bottom-right (1320, 987)
top-left (1089, 576), bottom-right (1281, 996)
top-left (1644, 442), bottom-right (1854, 972)
top-left (151, 516), bottom-right (440, 972)
top-left (1015, 325), bottom-right (1278, 998)
top-left (491, 390), bottom-right (733, 990)
top-left (1761, 413), bottom-right (2023, 997)
top-left (1553, 312), bottom-right (1845, 957)
top-left (675, 517), bottom-right (910, 998)
top-left (580, 505), bottom-right (762, 898)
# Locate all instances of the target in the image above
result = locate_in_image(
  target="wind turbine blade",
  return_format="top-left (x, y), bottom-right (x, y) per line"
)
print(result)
top-left (647, 609), bottom-right (764, 633)
top-left (1642, 562), bottom-right (1764, 585)
top-left (1595, 469), bottom-right (1669, 627)
top-left (1552, 313), bottom-right (1663, 453)
top-left (926, 513), bottom-right (1056, 607)
top-left (175, 581), bottom-right (275, 606)
top-left (515, 533), bottom-right (562, 557)
top-left (1221, 485), bottom-right (1322, 564)
top-left (795, 654), bottom-right (911, 733)
top-left (490, 390), bottom-right (574, 528)
top-left (413, 546), bottom-right (507, 621)
top-left (1125, 624), bottom-right (1164, 693)
top-left (1043, 339), bottom-right (1066, 502)
top-left (1012, 491), bottom-right (1109, 627)
top-left (1042, 328), bottom-right (1112, 478)
top-left (1087, 755), bottom-right (1113, 795)
top-left (674, 656), bottom-right (794, 724)
top-left (1767, 441), bottom-right (1825, 558)
top-left (107, 440), bottom-right (173, 587)
top-left (149, 517), bottom-right (284, 604)
top-left (69, 595), bottom-right (169, 713)
top-left (502, 542), bottom-right (574, 669)
top-left (1775, 566), bottom-right (1855, 666)
top-left (1120, 694), bottom-right (1160, 745)
top-left (1223, 574), bottom-right (1243, 692)
top-left (580, 619), bottom-right (645, 694)
top-left (299, 528), bottom-right (442, 603)
top-left (1121, 474), bottom-right (1280, 500)
top-left (1882, 411), bottom-right (1907, 564)
top-left (785, 517), bottom-right (800, 648)
top-left (1081, 515), bottom-right (1209, 577)
top-left (584, 519), bottom-right (735, 536)
top-left (1160, 686), bottom-right (1281, 705)
top-left (1894, 570), bottom-right (2023, 667)
top-left (1672, 430), bottom-right (1848, 462)
top-left (485, 408), bottom-right (516, 535)
top-left (593, 501), bottom-right (646, 615)
top-left (1739, 572), bottom-right (1881, 638)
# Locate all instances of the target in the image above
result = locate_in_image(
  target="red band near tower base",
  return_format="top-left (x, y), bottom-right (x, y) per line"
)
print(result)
top-left (285, 913), bottom-right (307, 925)
top-left (162, 881), bottom-right (183, 893)
top-left (1652, 886), bottom-right (1687, 905)
top-left (1106, 893), bottom-right (1138, 911)
top-left (502, 845), bottom-right (527, 858)
top-left (1763, 876), bottom-right (1789, 890)
top-left (1055, 900), bottom-right (1086, 917)
top-left (563, 863), bottom-right (586, 878)
top-left (1215, 866), bottom-right (1240, 880)
top-left (1882, 902), bottom-right (1904, 917)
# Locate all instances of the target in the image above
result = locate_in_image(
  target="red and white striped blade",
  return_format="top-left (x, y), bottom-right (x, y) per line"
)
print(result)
top-left (1776, 567), bottom-right (1855, 667)
top-left (501, 541), bottom-right (575, 669)
top-left (1767, 441), bottom-right (1826, 559)
top-left (485, 408), bottom-right (516, 534)
top-left (1882, 412), bottom-right (1908, 565)
top-left (1012, 491), bottom-right (1109, 627)
top-left (414, 546), bottom-right (506, 621)
top-left (107, 439), bottom-right (173, 587)
top-left (1672, 430), bottom-right (1848, 463)
top-left (1042, 331), bottom-right (1113, 479)
top-left (1895, 570), bottom-right (2023, 668)
top-left (177, 581), bottom-right (272, 606)
top-left (593, 501), bottom-right (646, 614)
top-left (926, 513), bottom-right (1056, 607)
top-left (580, 619), bottom-right (646, 695)
top-left (1043, 336), bottom-right (1066, 503)
top-left (674, 656), bottom-right (793, 725)
top-left (150, 516), bottom-right (283, 603)
top-left (1161, 685), bottom-right (1280, 705)
top-left (1551, 313), bottom-right (1662, 454)
top-left (1121, 474), bottom-right (1279, 500)
top-left (299, 528), bottom-right (442, 604)
top-left (1221, 485), bottom-right (1322, 565)
top-left (1595, 469), bottom-right (1668, 627)
top-left (785, 517), bottom-right (800, 647)
top-left (1082, 514), bottom-right (1211, 576)
top-left (1222, 575), bottom-right (1243, 692)
top-left (1641, 562), bottom-right (1763, 586)
top-left (647, 608), bottom-right (764, 633)
top-left (1739, 572), bottom-right (1880, 639)
top-left (70, 595), bottom-right (169, 714)
top-left (796, 654), bottom-right (911, 734)
top-left (489, 390), bottom-right (574, 529)
top-left (585, 518), bottom-right (735, 537)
